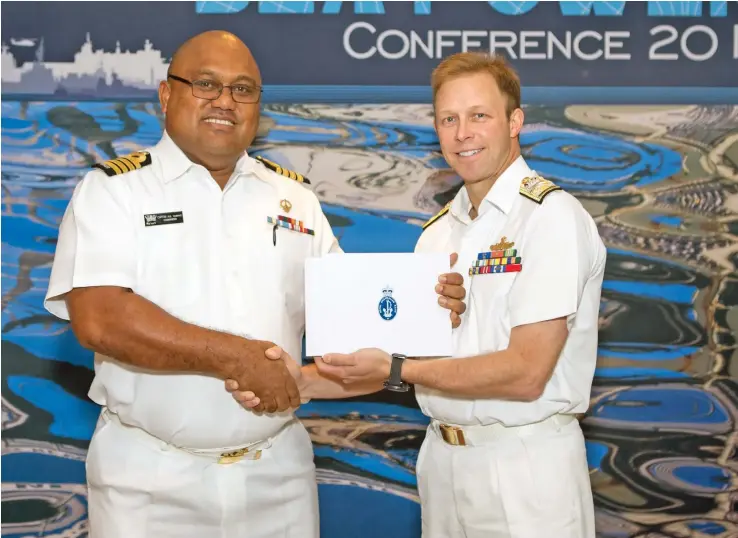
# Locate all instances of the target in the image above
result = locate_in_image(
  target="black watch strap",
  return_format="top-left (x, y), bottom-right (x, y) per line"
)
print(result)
top-left (384, 353), bottom-right (410, 392)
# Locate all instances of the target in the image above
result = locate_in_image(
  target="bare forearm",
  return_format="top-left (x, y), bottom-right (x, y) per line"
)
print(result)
top-left (68, 288), bottom-right (257, 378)
top-left (299, 364), bottom-right (383, 399)
top-left (402, 350), bottom-right (540, 401)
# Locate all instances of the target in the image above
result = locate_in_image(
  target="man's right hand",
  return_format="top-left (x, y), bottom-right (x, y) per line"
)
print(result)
top-left (226, 340), bottom-right (301, 413)
top-left (226, 346), bottom-right (305, 412)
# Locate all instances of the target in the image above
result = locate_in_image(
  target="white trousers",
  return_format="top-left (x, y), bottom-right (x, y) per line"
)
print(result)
top-left (85, 409), bottom-right (318, 538)
top-left (417, 416), bottom-right (595, 538)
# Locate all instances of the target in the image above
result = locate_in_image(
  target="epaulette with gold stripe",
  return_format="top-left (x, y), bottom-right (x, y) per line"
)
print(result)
top-left (519, 175), bottom-right (561, 204)
top-left (93, 151), bottom-right (152, 177)
top-left (255, 155), bottom-right (311, 185)
top-left (422, 202), bottom-right (451, 231)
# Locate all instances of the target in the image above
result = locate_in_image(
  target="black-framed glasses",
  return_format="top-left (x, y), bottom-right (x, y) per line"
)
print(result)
top-left (168, 74), bottom-right (263, 104)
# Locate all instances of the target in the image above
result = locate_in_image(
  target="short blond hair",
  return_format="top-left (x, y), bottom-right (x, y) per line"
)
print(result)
top-left (431, 52), bottom-right (521, 118)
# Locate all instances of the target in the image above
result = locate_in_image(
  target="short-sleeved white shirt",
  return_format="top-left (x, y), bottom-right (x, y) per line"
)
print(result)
top-left (414, 156), bottom-right (607, 427)
top-left (44, 132), bottom-right (341, 449)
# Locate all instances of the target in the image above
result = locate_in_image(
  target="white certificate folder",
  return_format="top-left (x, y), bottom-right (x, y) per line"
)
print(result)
top-left (304, 253), bottom-right (453, 358)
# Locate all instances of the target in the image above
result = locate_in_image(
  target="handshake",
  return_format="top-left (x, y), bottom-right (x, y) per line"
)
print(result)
top-left (222, 340), bottom-right (304, 414)
top-left (223, 340), bottom-right (396, 413)
top-left (225, 343), bottom-right (409, 413)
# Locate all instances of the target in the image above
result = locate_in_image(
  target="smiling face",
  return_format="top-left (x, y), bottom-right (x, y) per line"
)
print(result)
top-left (158, 31), bottom-right (262, 171)
top-left (433, 71), bottom-right (524, 191)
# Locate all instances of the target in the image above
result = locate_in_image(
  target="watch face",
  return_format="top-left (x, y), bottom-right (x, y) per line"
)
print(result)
top-left (384, 381), bottom-right (410, 392)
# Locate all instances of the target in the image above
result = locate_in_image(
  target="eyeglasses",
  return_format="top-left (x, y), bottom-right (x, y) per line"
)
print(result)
top-left (168, 74), bottom-right (263, 104)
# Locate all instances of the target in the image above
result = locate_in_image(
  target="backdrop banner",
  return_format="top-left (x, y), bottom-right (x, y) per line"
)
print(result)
top-left (2, 0), bottom-right (737, 102)
top-left (2, 2), bottom-right (737, 538)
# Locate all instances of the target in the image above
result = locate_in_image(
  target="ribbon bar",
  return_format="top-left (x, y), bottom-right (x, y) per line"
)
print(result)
top-left (469, 264), bottom-right (522, 275)
top-left (477, 248), bottom-right (518, 260)
top-left (267, 216), bottom-right (315, 236)
top-left (472, 256), bottom-right (522, 267)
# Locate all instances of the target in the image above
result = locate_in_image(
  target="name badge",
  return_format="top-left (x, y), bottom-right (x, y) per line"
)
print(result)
top-left (144, 211), bottom-right (184, 227)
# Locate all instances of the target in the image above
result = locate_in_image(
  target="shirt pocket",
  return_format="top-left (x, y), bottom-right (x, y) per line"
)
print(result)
top-left (470, 270), bottom-right (518, 342)
top-left (137, 219), bottom-right (203, 315)
top-left (471, 269), bottom-right (517, 306)
top-left (271, 222), bottom-right (315, 318)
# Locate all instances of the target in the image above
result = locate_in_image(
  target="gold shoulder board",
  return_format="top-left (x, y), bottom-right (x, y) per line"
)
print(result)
top-left (93, 151), bottom-right (152, 177)
top-left (255, 155), bottom-right (311, 185)
top-left (519, 176), bottom-right (561, 204)
top-left (422, 203), bottom-right (451, 230)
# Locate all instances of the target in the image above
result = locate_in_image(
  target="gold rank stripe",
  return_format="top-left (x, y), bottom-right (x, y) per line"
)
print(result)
top-left (106, 154), bottom-right (146, 172)
top-left (94, 151), bottom-right (153, 177)
top-left (472, 256), bottom-right (522, 267)
top-left (119, 156), bottom-right (137, 170)
top-left (106, 159), bottom-right (126, 175)
top-left (255, 155), bottom-right (308, 184)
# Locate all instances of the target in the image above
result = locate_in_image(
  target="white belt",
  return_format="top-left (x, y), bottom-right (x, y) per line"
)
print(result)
top-left (430, 414), bottom-right (578, 447)
top-left (100, 408), bottom-right (294, 464)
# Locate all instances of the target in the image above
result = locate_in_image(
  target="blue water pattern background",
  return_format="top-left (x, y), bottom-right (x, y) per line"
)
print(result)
top-left (2, 100), bottom-right (737, 537)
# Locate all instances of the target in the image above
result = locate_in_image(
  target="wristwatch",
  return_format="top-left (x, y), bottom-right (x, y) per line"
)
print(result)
top-left (384, 353), bottom-right (410, 392)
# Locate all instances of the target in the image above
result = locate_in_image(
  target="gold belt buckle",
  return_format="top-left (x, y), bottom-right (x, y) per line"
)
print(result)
top-left (439, 424), bottom-right (466, 446)
top-left (218, 447), bottom-right (262, 465)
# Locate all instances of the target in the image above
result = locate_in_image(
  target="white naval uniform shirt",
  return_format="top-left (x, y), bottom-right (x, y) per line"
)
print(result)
top-left (415, 156), bottom-right (607, 427)
top-left (44, 132), bottom-right (341, 449)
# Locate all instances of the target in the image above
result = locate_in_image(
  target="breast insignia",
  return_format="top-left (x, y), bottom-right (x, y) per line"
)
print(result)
top-left (93, 151), bottom-right (152, 177)
top-left (422, 202), bottom-right (451, 230)
top-left (255, 155), bottom-right (311, 185)
top-left (519, 176), bottom-right (561, 204)
top-left (490, 236), bottom-right (515, 251)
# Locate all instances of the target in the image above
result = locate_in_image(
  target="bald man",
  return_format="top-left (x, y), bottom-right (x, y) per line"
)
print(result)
top-left (43, 31), bottom-right (467, 538)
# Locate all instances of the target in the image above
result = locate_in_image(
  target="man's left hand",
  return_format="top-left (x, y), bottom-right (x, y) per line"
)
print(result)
top-left (438, 253), bottom-right (466, 328)
top-left (315, 348), bottom-right (392, 384)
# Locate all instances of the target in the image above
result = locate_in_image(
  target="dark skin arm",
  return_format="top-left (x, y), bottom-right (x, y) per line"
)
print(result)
top-left (65, 286), bottom-right (300, 413)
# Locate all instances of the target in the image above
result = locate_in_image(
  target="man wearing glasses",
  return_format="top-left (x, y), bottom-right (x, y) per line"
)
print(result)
top-left (43, 30), bottom-right (467, 538)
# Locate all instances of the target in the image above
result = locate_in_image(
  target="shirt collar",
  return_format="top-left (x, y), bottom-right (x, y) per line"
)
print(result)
top-left (450, 155), bottom-right (533, 223)
top-left (153, 131), bottom-right (255, 183)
